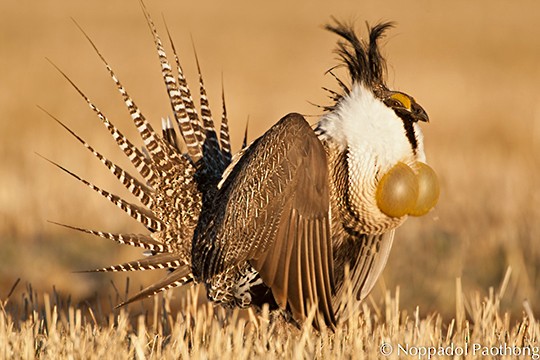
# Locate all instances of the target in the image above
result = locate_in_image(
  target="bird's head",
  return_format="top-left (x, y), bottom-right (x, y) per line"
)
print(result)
top-left (317, 20), bottom-right (439, 233)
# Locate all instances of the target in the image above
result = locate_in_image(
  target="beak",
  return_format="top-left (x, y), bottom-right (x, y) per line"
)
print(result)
top-left (412, 102), bottom-right (429, 123)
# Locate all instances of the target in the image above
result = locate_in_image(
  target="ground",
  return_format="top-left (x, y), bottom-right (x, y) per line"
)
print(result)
top-left (0, 0), bottom-right (539, 357)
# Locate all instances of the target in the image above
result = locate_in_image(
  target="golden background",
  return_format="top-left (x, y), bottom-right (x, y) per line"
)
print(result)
top-left (1, 0), bottom-right (539, 318)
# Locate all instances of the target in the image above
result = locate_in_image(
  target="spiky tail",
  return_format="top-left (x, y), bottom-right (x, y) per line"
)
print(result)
top-left (45, 5), bottom-right (234, 305)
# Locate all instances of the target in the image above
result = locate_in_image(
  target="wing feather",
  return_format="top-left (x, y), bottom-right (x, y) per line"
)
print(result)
top-left (333, 230), bottom-right (395, 318)
top-left (194, 112), bottom-right (335, 327)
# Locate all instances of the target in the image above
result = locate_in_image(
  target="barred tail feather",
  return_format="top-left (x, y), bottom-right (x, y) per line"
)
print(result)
top-left (47, 59), bottom-right (159, 186)
top-left (193, 49), bottom-right (218, 146)
top-left (49, 221), bottom-right (170, 253)
top-left (164, 26), bottom-right (206, 149)
top-left (219, 82), bottom-right (233, 164)
top-left (42, 108), bottom-right (156, 209)
top-left (242, 119), bottom-right (249, 150)
top-left (162, 117), bottom-right (181, 153)
top-left (73, 20), bottom-right (183, 172)
top-left (41, 156), bottom-right (164, 232)
top-left (141, 3), bottom-right (204, 163)
top-left (193, 49), bottom-right (225, 172)
top-left (79, 254), bottom-right (187, 273)
top-left (116, 266), bottom-right (194, 307)
top-left (49, 4), bottom-right (238, 310)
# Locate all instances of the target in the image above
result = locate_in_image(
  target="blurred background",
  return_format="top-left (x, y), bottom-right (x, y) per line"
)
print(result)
top-left (1, 0), bottom-right (539, 320)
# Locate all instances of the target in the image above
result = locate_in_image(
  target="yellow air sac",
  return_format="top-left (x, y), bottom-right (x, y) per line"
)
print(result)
top-left (409, 162), bottom-right (440, 216)
top-left (376, 161), bottom-right (439, 218)
top-left (376, 162), bottom-right (419, 218)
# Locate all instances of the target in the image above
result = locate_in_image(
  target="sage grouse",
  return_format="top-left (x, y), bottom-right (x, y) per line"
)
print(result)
top-left (47, 7), bottom-right (439, 329)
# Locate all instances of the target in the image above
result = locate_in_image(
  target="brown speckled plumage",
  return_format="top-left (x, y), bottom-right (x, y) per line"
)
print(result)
top-left (47, 9), bottom-right (431, 330)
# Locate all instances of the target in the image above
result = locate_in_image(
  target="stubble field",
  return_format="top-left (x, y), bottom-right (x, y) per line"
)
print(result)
top-left (1, 0), bottom-right (539, 358)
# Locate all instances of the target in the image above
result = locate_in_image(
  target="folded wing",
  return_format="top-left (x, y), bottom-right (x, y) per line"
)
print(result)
top-left (193, 113), bottom-right (336, 328)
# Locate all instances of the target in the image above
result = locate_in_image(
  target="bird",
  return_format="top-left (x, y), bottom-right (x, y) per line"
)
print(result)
top-left (45, 4), bottom-right (439, 330)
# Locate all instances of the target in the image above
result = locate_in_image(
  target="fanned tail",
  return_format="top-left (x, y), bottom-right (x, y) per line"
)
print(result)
top-left (46, 3), bottom-right (236, 308)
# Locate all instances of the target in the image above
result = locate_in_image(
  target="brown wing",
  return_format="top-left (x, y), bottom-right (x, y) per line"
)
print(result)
top-left (193, 112), bottom-right (335, 328)
top-left (332, 230), bottom-right (395, 319)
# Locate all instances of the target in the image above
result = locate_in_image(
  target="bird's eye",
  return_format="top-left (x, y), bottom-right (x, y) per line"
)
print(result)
top-left (389, 93), bottom-right (412, 110)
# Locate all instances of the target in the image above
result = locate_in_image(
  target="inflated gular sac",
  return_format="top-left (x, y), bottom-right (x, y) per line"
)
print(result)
top-left (376, 161), bottom-right (439, 218)
top-left (376, 162), bottom-right (419, 218)
top-left (409, 162), bottom-right (440, 216)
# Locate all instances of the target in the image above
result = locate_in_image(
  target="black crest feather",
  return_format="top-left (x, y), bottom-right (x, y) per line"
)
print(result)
top-left (325, 19), bottom-right (394, 88)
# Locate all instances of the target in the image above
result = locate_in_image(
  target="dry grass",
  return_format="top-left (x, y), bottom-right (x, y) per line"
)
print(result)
top-left (1, 0), bottom-right (540, 357)
top-left (1, 272), bottom-right (539, 359)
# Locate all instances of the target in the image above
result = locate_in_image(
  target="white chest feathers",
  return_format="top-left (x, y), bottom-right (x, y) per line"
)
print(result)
top-left (317, 84), bottom-right (426, 234)
top-left (318, 84), bottom-right (422, 168)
